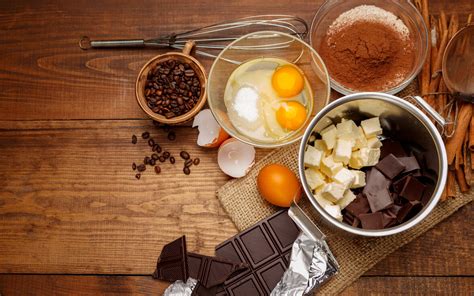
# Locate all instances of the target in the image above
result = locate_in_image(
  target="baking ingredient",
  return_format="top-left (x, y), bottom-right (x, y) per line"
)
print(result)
top-left (218, 138), bottom-right (255, 178)
top-left (144, 59), bottom-right (202, 119)
top-left (192, 109), bottom-right (230, 148)
top-left (319, 5), bottom-right (415, 92)
top-left (257, 164), bottom-right (301, 207)
top-left (271, 64), bottom-right (304, 98)
top-left (276, 101), bottom-right (307, 131)
top-left (224, 58), bottom-right (312, 143)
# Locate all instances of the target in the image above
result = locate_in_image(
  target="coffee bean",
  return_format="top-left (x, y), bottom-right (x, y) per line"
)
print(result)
top-left (132, 135), bottom-right (137, 144)
top-left (183, 167), bottom-right (191, 175)
top-left (149, 159), bottom-right (156, 166)
top-left (184, 69), bottom-right (195, 77)
top-left (185, 159), bottom-right (193, 167)
top-left (152, 154), bottom-right (159, 160)
top-left (148, 139), bottom-right (155, 147)
top-left (159, 156), bottom-right (166, 162)
top-left (132, 162), bottom-right (137, 170)
top-left (163, 151), bottom-right (170, 158)
top-left (155, 144), bottom-right (162, 153)
top-left (144, 156), bottom-right (150, 164)
top-left (135, 173), bottom-right (141, 179)
top-left (142, 132), bottom-right (150, 139)
top-left (193, 158), bottom-right (200, 166)
top-left (170, 156), bottom-right (175, 164)
top-left (180, 151), bottom-right (190, 160)
top-left (168, 131), bottom-right (176, 141)
top-left (137, 164), bottom-right (146, 172)
top-left (154, 166), bottom-right (161, 174)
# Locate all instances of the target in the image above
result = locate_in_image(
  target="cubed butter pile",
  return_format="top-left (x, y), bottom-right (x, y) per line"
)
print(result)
top-left (304, 117), bottom-right (383, 221)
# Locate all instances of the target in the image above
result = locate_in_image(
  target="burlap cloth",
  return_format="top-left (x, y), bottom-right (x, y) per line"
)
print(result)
top-left (216, 82), bottom-right (473, 295)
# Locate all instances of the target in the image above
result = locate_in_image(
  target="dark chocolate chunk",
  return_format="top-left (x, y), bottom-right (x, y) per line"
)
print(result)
top-left (345, 194), bottom-right (370, 217)
top-left (256, 258), bottom-right (287, 294)
top-left (359, 212), bottom-right (384, 229)
top-left (380, 140), bottom-right (407, 158)
top-left (365, 187), bottom-right (394, 213)
top-left (392, 176), bottom-right (409, 194)
top-left (397, 201), bottom-right (422, 223)
top-left (191, 283), bottom-right (217, 296)
top-left (153, 236), bottom-right (188, 282)
top-left (398, 156), bottom-right (420, 173)
top-left (400, 176), bottom-right (426, 201)
top-left (382, 212), bottom-right (397, 228)
top-left (421, 185), bottom-right (435, 206)
top-left (375, 154), bottom-right (406, 179)
top-left (266, 210), bottom-right (301, 253)
top-left (386, 204), bottom-right (403, 217)
top-left (237, 224), bottom-right (278, 268)
top-left (226, 275), bottom-right (264, 296)
top-left (362, 168), bottom-right (391, 197)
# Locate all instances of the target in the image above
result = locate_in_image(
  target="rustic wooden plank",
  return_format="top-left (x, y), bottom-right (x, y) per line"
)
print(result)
top-left (0, 275), bottom-right (472, 295)
top-left (0, 0), bottom-right (472, 120)
top-left (0, 119), bottom-right (472, 276)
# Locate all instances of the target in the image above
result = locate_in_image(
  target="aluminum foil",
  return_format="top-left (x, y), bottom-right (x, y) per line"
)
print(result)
top-left (271, 232), bottom-right (338, 295)
top-left (163, 277), bottom-right (197, 296)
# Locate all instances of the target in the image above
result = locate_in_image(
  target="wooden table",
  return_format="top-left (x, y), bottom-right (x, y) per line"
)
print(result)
top-left (0, 0), bottom-right (472, 295)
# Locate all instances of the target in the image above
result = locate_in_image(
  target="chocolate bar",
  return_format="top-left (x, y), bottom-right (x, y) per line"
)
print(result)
top-left (153, 236), bottom-right (188, 282)
top-left (215, 210), bottom-right (300, 295)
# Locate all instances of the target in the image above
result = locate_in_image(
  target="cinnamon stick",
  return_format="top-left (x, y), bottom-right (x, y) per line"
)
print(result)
top-left (464, 132), bottom-right (471, 186)
top-left (470, 115), bottom-right (474, 151)
top-left (445, 103), bottom-right (473, 165)
top-left (419, 0), bottom-right (431, 95)
top-left (443, 170), bottom-right (456, 200)
top-left (455, 166), bottom-right (470, 193)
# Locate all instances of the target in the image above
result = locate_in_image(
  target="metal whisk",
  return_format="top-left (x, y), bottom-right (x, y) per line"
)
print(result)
top-left (79, 15), bottom-right (308, 58)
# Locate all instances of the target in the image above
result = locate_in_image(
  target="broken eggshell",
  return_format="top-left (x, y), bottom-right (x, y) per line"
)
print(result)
top-left (218, 138), bottom-right (256, 178)
top-left (192, 109), bottom-right (229, 148)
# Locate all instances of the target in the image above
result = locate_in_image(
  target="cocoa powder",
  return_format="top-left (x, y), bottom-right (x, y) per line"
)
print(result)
top-left (320, 20), bottom-right (415, 91)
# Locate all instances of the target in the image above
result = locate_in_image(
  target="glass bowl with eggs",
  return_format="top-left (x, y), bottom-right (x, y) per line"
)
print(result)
top-left (207, 31), bottom-right (331, 148)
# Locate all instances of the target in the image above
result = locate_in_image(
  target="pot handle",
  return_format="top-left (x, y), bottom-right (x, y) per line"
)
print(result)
top-left (405, 95), bottom-right (454, 137)
top-left (182, 40), bottom-right (196, 56)
top-left (288, 198), bottom-right (326, 241)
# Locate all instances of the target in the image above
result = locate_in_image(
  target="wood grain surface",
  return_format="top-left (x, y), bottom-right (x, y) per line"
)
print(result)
top-left (0, 0), bottom-right (473, 295)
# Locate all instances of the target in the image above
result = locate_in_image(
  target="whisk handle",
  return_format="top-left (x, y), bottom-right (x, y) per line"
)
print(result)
top-left (79, 36), bottom-right (145, 50)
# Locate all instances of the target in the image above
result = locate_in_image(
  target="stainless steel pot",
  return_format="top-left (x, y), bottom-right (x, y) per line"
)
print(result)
top-left (296, 92), bottom-right (448, 237)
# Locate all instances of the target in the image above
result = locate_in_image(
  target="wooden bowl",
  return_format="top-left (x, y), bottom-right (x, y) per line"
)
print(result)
top-left (135, 41), bottom-right (207, 125)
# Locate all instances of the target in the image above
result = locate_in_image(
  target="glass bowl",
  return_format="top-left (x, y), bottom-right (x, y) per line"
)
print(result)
top-left (310, 0), bottom-right (428, 95)
top-left (208, 31), bottom-right (331, 148)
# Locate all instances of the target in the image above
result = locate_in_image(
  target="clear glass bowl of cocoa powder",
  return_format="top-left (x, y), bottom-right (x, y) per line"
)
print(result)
top-left (310, 0), bottom-right (428, 95)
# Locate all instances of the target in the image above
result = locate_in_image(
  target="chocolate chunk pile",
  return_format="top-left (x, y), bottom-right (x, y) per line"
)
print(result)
top-left (153, 236), bottom-right (247, 295)
top-left (342, 140), bottom-right (437, 230)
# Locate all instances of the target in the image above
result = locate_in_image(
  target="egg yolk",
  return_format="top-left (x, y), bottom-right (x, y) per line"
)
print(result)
top-left (276, 101), bottom-right (307, 131)
top-left (271, 65), bottom-right (305, 98)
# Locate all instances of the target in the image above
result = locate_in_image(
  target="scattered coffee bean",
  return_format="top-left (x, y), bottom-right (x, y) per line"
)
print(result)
top-left (148, 139), bottom-right (155, 147)
top-left (185, 159), bottom-right (193, 167)
top-left (183, 167), bottom-right (191, 175)
top-left (144, 156), bottom-right (151, 164)
top-left (154, 144), bottom-right (162, 153)
top-left (170, 156), bottom-right (175, 164)
top-left (193, 158), bottom-right (200, 166)
top-left (152, 154), bottom-right (159, 160)
top-left (168, 131), bottom-right (176, 141)
top-left (144, 59), bottom-right (202, 118)
top-left (149, 159), bottom-right (156, 166)
top-left (135, 173), bottom-right (141, 179)
top-left (154, 166), bottom-right (161, 174)
top-left (132, 163), bottom-right (137, 170)
top-left (137, 164), bottom-right (146, 172)
top-left (180, 151), bottom-right (190, 160)
top-left (142, 132), bottom-right (150, 139)
top-left (159, 156), bottom-right (166, 162)
top-left (163, 151), bottom-right (170, 158)
top-left (132, 135), bottom-right (137, 144)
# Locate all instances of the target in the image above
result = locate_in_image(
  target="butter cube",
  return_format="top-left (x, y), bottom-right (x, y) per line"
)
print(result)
top-left (336, 119), bottom-right (358, 139)
top-left (321, 155), bottom-right (343, 177)
top-left (350, 170), bottom-right (366, 188)
top-left (349, 148), bottom-right (380, 169)
top-left (313, 140), bottom-right (329, 155)
top-left (332, 167), bottom-right (355, 188)
top-left (353, 127), bottom-right (368, 150)
top-left (366, 136), bottom-right (382, 148)
top-left (304, 145), bottom-right (323, 168)
top-left (333, 138), bottom-right (354, 164)
top-left (320, 124), bottom-right (337, 150)
top-left (321, 182), bottom-right (346, 203)
top-left (361, 117), bottom-right (382, 138)
top-left (314, 193), bottom-right (333, 207)
top-left (305, 168), bottom-right (326, 190)
top-left (337, 189), bottom-right (357, 210)
top-left (323, 204), bottom-right (343, 221)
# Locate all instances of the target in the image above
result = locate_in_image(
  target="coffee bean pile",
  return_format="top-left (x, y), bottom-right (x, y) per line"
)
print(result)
top-left (131, 129), bottom-right (200, 179)
top-left (144, 59), bottom-right (202, 119)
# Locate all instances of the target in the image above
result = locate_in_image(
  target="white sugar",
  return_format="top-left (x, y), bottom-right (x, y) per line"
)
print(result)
top-left (233, 86), bottom-right (259, 122)
top-left (328, 5), bottom-right (410, 40)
